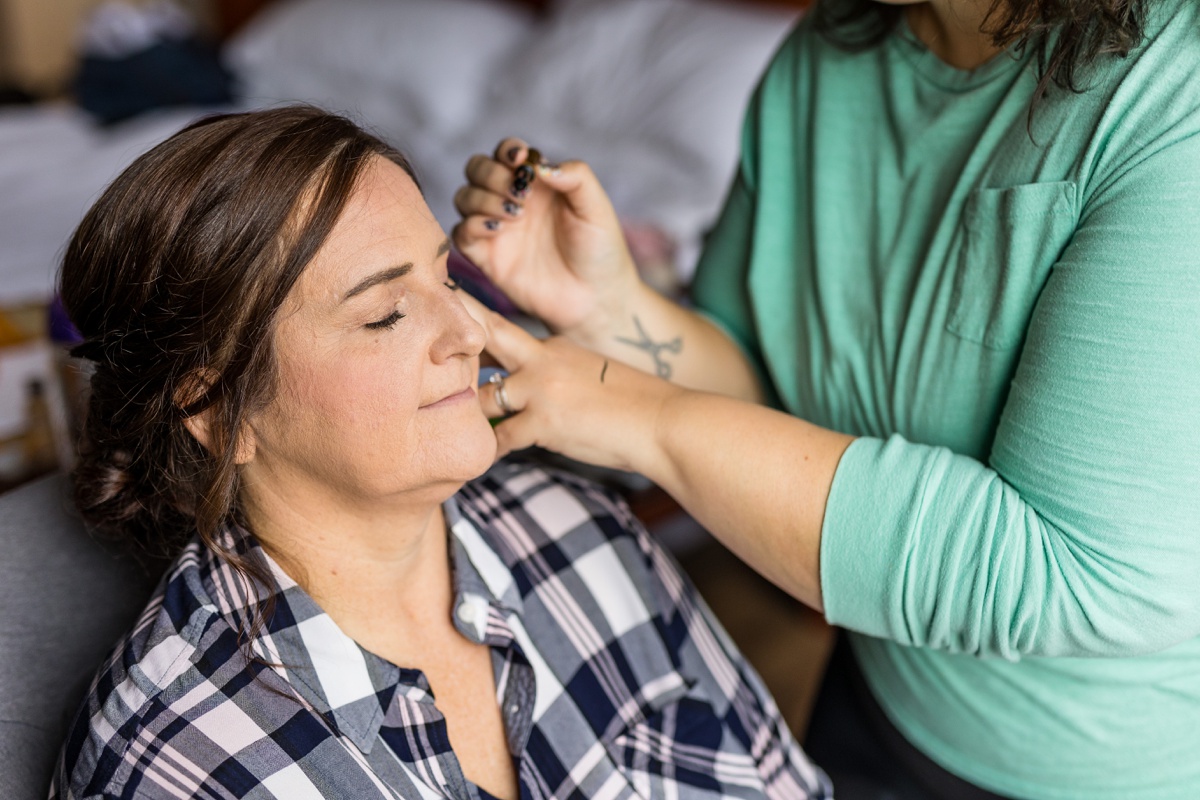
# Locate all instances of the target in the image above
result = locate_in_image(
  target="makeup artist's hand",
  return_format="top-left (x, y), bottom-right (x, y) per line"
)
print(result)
top-left (456, 140), bottom-right (766, 406)
top-left (452, 139), bottom-right (642, 344)
top-left (477, 309), bottom-right (682, 473)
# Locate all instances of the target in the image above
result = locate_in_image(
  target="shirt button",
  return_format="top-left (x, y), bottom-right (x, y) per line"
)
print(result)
top-left (456, 601), bottom-right (477, 625)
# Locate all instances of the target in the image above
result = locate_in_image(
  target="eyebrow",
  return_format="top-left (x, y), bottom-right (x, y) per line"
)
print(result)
top-left (340, 237), bottom-right (452, 302)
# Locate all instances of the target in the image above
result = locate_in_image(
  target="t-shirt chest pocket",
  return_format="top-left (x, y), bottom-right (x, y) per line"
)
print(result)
top-left (947, 181), bottom-right (1078, 349)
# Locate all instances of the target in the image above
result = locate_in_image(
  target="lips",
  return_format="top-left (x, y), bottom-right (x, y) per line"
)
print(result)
top-left (421, 385), bottom-right (475, 409)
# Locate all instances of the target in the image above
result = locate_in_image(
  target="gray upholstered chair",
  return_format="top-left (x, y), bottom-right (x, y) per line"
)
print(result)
top-left (0, 474), bottom-right (161, 799)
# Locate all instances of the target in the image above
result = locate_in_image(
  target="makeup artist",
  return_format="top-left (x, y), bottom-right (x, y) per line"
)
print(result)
top-left (452, 0), bottom-right (1200, 797)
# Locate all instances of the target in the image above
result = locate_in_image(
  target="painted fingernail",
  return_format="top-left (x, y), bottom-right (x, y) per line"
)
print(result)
top-left (506, 145), bottom-right (521, 163)
top-left (510, 180), bottom-right (529, 198)
top-left (503, 200), bottom-right (521, 216)
top-left (484, 219), bottom-right (501, 231)
top-left (536, 162), bottom-right (562, 177)
top-left (514, 164), bottom-right (535, 183)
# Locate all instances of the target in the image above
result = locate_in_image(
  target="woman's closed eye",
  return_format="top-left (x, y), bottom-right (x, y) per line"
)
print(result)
top-left (365, 310), bottom-right (405, 330)
top-left (364, 278), bottom-right (456, 330)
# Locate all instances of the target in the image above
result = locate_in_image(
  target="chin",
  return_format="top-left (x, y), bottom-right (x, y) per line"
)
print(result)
top-left (447, 415), bottom-right (501, 483)
top-left (375, 414), bottom-right (498, 501)
top-left (463, 437), bottom-right (499, 481)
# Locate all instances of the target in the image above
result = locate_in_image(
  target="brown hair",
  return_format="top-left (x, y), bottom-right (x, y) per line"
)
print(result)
top-left (61, 106), bottom-right (417, 618)
top-left (813, 0), bottom-right (1149, 106)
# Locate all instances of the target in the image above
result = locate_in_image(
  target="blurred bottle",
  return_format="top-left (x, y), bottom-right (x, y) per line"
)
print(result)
top-left (22, 379), bottom-right (59, 477)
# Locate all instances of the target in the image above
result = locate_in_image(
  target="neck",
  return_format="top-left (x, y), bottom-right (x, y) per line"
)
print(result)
top-left (240, 472), bottom-right (459, 661)
top-left (905, 0), bottom-right (1005, 70)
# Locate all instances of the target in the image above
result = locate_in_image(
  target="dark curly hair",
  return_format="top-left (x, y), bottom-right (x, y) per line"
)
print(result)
top-left (813, 0), bottom-right (1149, 105)
top-left (60, 106), bottom-right (417, 616)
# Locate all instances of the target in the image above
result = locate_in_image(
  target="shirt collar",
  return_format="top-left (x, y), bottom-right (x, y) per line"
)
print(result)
top-left (196, 495), bottom-right (520, 755)
top-left (446, 496), bottom-right (524, 618)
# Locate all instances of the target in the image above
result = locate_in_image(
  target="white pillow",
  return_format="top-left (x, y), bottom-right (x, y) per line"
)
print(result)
top-left (224, 0), bottom-right (535, 135)
top-left (488, 0), bottom-right (800, 186)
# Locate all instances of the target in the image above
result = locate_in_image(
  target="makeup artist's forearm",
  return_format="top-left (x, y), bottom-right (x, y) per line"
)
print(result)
top-left (571, 282), bottom-right (765, 404)
top-left (632, 390), bottom-right (855, 611)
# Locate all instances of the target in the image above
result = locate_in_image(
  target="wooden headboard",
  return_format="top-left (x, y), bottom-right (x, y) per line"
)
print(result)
top-left (214, 0), bottom-right (811, 39)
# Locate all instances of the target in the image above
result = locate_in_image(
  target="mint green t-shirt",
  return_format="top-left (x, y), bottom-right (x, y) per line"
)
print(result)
top-left (691, 2), bottom-right (1200, 797)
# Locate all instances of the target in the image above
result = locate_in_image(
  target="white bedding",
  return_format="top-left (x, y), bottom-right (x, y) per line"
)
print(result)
top-left (0, 0), bottom-right (801, 307)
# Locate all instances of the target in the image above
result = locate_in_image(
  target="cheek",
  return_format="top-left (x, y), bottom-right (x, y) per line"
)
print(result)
top-left (283, 344), bottom-right (423, 438)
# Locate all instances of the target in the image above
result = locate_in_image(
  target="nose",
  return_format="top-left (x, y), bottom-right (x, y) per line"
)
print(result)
top-left (432, 286), bottom-right (487, 363)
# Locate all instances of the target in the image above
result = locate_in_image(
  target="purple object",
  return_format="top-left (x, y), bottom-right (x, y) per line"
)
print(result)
top-left (448, 250), bottom-right (518, 317)
top-left (48, 295), bottom-right (82, 345)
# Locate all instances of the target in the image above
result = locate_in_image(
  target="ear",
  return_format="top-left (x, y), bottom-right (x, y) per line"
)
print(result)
top-left (177, 370), bottom-right (257, 465)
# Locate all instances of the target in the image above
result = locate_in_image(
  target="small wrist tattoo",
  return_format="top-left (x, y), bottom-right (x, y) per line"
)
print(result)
top-left (600, 359), bottom-right (609, 383)
top-left (615, 316), bottom-right (682, 380)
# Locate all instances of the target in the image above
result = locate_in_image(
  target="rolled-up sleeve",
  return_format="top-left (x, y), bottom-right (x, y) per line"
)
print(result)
top-left (821, 132), bottom-right (1200, 660)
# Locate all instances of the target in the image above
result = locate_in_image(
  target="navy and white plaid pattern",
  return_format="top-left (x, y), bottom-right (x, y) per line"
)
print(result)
top-left (52, 460), bottom-right (831, 799)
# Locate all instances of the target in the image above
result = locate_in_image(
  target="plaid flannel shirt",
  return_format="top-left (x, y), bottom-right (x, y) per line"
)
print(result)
top-left (52, 460), bottom-right (831, 799)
